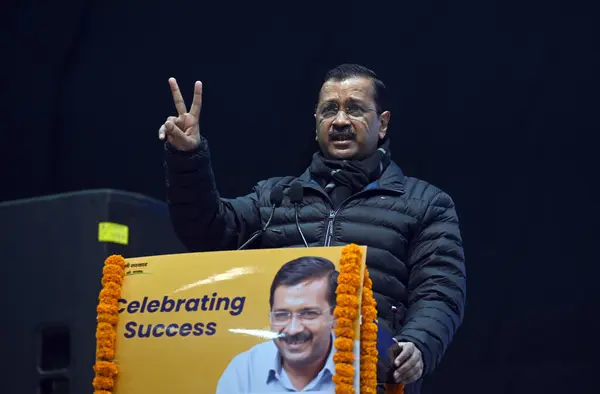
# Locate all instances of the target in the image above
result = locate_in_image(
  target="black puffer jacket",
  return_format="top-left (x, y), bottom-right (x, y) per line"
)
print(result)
top-left (164, 138), bottom-right (466, 385)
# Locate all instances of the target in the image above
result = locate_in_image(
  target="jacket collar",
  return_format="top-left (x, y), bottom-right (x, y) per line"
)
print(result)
top-left (297, 160), bottom-right (405, 193)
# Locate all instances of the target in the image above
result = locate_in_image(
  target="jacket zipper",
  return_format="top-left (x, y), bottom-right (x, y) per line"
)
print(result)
top-left (324, 210), bottom-right (335, 246)
top-left (323, 188), bottom-right (403, 246)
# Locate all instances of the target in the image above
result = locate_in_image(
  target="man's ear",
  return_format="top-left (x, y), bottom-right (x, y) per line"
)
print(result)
top-left (378, 111), bottom-right (391, 140)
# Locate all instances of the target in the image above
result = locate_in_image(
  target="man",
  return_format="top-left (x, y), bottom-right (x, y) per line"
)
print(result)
top-left (159, 64), bottom-right (466, 393)
top-left (216, 256), bottom-right (340, 393)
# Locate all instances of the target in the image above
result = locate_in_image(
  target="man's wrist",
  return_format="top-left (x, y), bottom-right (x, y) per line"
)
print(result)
top-left (164, 136), bottom-right (205, 155)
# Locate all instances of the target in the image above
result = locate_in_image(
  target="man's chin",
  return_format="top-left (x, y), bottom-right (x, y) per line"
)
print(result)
top-left (280, 347), bottom-right (312, 364)
top-left (327, 142), bottom-right (358, 160)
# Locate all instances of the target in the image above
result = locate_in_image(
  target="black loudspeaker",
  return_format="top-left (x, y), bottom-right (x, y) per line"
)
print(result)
top-left (0, 189), bottom-right (187, 394)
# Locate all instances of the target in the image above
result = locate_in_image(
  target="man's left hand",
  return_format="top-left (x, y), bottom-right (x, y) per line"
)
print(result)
top-left (392, 341), bottom-right (423, 384)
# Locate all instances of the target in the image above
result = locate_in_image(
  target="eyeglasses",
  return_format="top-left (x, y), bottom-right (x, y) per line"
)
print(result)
top-left (269, 307), bottom-right (333, 327)
top-left (317, 102), bottom-right (377, 120)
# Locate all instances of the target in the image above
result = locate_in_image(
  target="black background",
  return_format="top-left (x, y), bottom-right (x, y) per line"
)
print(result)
top-left (3, 0), bottom-right (598, 392)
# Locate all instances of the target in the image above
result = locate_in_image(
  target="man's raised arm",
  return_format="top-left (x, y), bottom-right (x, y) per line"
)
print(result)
top-left (159, 78), bottom-right (261, 252)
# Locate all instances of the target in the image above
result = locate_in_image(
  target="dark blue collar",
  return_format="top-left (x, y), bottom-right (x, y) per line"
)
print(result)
top-left (301, 160), bottom-right (405, 193)
top-left (310, 178), bottom-right (382, 192)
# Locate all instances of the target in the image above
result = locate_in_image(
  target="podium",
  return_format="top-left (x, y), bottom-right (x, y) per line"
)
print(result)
top-left (93, 245), bottom-right (386, 394)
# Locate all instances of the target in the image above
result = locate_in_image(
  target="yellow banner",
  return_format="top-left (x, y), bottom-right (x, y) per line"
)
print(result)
top-left (113, 246), bottom-right (366, 394)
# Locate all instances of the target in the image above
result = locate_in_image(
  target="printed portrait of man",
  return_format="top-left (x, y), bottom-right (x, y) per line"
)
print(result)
top-left (215, 256), bottom-right (343, 393)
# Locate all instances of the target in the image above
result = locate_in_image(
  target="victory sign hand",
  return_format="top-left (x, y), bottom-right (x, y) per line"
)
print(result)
top-left (158, 78), bottom-right (203, 151)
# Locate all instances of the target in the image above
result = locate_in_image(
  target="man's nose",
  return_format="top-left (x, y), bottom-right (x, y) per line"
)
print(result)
top-left (332, 110), bottom-right (351, 127)
top-left (286, 315), bottom-right (305, 334)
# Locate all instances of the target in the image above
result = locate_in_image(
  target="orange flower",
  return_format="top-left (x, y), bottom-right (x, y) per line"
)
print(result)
top-left (92, 376), bottom-right (114, 390)
top-left (104, 255), bottom-right (126, 268)
top-left (341, 244), bottom-right (362, 255)
top-left (362, 306), bottom-right (377, 321)
top-left (335, 364), bottom-right (355, 378)
top-left (102, 274), bottom-right (124, 286)
top-left (99, 282), bottom-right (120, 300)
top-left (103, 264), bottom-right (125, 276)
top-left (361, 322), bottom-right (378, 334)
top-left (96, 346), bottom-right (115, 360)
top-left (334, 327), bottom-right (355, 338)
top-left (360, 367), bottom-right (378, 376)
top-left (340, 264), bottom-right (361, 276)
top-left (334, 306), bottom-right (358, 320)
top-left (334, 337), bottom-right (355, 352)
top-left (333, 351), bottom-right (355, 364)
top-left (336, 284), bottom-right (357, 294)
top-left (97, 313), bottom-right (119, 325)
top-left (360, 341), bottom-right (378, 356)
top-left (103, 281), bottom-right (121, 291)
top-left (360, 355), bottom-right (378, 366)
top-left (337, 274), bottom-right (361, 288)
top-left (96, 322), bottom-right (115, 337)
top-left (334, 383), bottom-right (355, 394)
top-left (99, 288), bottom-right (119, 300)
top-left (360, 370), bottom-right (377, 380)
top-left (335, 317), bottom-right (355, 328)
top-left (93, 361), bottom-right (119, 377)
top-left (336, 294), bottom-right (360, 308)
top-left (96, 339), bottom-right (115, 351)
top-left (99, 294), bottom-right (119, 305)
top-left (361, 330), bottom-right (378, 342)
top-left (97, 304), bottom-right (119, 315)
top-left (332, 375), bottom-right (354, 385)
top-left (96, 332), bottom-right (116, 344)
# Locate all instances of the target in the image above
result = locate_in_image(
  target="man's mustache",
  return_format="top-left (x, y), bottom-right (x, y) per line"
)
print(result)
top-left (279, 331), bottom-right (313, 343)
top-left (328, 127), bottom-right (356, 140)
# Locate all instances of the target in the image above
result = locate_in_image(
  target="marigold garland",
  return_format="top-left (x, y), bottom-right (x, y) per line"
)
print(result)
top-left (334, 244), bottom-right (404, 394)
top-left (93, 255), bottom-right (125, 394)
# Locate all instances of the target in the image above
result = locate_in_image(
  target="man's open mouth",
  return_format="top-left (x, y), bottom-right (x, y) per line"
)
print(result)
top-left (330, 133), bottom-right (355, 141)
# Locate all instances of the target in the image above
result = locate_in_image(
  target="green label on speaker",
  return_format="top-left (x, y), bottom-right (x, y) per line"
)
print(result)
top-left (98, 222), bottom-right (129, 245)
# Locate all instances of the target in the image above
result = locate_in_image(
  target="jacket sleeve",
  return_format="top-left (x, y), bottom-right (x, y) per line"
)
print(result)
top-left (394, 190), bottom-right (467, 377)
top-left (163, 137), bottom-right (263, 252)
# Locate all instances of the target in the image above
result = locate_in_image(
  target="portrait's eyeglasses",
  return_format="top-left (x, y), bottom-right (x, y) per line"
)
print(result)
top-left (318, 103), bottom-right (377, 119)
top-left (269, 307), bottom-right (333, 327)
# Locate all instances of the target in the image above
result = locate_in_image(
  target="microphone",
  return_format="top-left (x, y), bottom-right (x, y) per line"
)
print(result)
top-left (237, 186), bottom-right (284, 250)
top-left (289, 182), bottom-right (309, 248)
